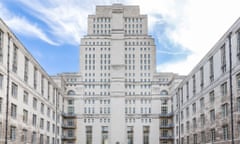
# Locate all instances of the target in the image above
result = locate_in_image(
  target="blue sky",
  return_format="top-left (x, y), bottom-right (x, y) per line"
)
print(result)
top-left (1, 0), bottom-right (240, 75)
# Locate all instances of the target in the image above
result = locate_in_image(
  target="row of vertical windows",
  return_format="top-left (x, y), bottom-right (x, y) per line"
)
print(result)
top-left (84, 41), bottom-right (110, 46)
top-left (125, 41), bottom-right (151, 46)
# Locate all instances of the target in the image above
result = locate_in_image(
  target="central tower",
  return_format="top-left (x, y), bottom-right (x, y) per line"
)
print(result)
top-left (80, 4), bottom-right (157, 144)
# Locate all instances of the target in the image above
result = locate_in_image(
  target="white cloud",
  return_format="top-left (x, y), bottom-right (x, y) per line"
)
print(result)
top-left (2, 0), bottom-right (240, 75)
top-left (0, 2), bottom-right (58, 45)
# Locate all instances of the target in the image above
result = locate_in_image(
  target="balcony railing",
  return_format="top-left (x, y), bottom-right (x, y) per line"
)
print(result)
top-left (62, 124), bottom-right (76, 129)
top-left (62, 135), bottom-right (76, 140)
top-left (160, 124), bottom-right (174, 129)
top-left (159, 112), bottom-right (173, 118)
top-left (160, 135), bottom-right (174, 140)
top-left (62, 112), bottom-right (76, 118)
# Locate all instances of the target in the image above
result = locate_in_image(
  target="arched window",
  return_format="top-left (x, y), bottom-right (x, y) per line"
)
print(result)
top-left (160, 90), bottom-right (168, 95)
top-left (67, 90), bottom-right (75, 95)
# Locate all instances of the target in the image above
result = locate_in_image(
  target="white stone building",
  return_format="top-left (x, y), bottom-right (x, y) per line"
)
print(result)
top-left (173, 18), bottom-right (240, 144)
top-left (57, 4), bottom-right (182, 144)
top-left (0, 19), bottom-right (63, 144)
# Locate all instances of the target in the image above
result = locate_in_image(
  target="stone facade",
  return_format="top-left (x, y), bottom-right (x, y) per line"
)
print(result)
top-left (173, 18), bottom-right (240, 144)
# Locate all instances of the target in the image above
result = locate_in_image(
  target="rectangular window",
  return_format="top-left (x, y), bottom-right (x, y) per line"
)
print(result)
top-left (186, 121), bottom-right (190, 133)
top-left (209, 56), bottom-right (214, 82)
top-left (187, 136), bottom-right (189, 144)
top-left (200, 67), bottom-right (204, 88)
top-left (33, 67), bottom-right (37, 89)
top-left (200, 97), bottom-right (204, 109)
top-left (200, 114), bottom-right (205, 126)
top-left (192, 103), bottom-right (196, 114)
top-left (192, 75), bottom-right (196, 94)
top-left (209, 90), bottom-right (215, 104)
top-left (12, 45), bottom-right (18, 73)
top-left (11, 103), bottom-right (17, 118)
top-left (11, 82), bottom-right (18, 98)
top-left (237, 74), bottom-right (240, 89)
top-left (22, 129), bottom-right (27, 143)
top-left (193, 134), bottom-right (197, 144)
top-left (24, 57), bottom-right (29, 82)
top-left (211, 129), bottom-right (216, 142)
top-left (210, 109), bottom-right (215, 123)
top-left (238, 97), bottom-right (240, 112)
top-left (201, 131), bottom-right (205, 143)
top-left (102, 126), bottom-right (108, 144)
top-left (40, 134), bottom-right (44, 144)
top-left (0, 30), bottom-right (3, 63)
top-left (221, 44), bottom-right (226, 73)
top-left (0, 98), bottom-right (2, 113)
top-left (237, 31), bottom-right (240, 60)
top-left (23, 91), bottom-right (28, 104)
top-left (41, 103), bottom-right (44, 114)
top-left (23, 109), bottom-right (28, 123)
top-left (223, 125), bottom-right (229, 140)
top-left (33, 97), bottom-right (37, 110)
top-left (86, 126), bottom-right (92, 144)
top-left (193, 118), bottom-right (197, 129)
top-left (0, 74), bottom-right (3, 89)
top-left (40, 118), bottom-right (44, 129)
top-left (221, 82), bottom-right (227, 96)
top-left (143, 126), bottom-right (149, 144)
top-left (41, 75), bottom-right (44, 95)
top-left (32, 114), bottom-right (37, 126)
top-left (10, 126), bottom-right (16, 140)
top-left (31, 131), bottom-right (36, 144)
top-left (186, 82), bottom-right (189, 99)
top-left (222, 103), bottom-right (228, 118)
top-left (186, 107), bottom-right (189, 118)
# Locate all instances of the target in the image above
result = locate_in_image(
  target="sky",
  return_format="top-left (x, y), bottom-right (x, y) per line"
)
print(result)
top-left (0, 0), bottom-right (240, 75)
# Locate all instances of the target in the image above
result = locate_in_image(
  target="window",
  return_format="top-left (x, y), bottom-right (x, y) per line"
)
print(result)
top-left (161, 106), bottom-right (167, 114)
top-left (21, 129), bottom-right (27, 143)
top-left (237, 31), bottom-right (240, 60)
top-left (23, 91), bottom-right (28, 104)
top-left (210, 109), bottom-right (215, 123)
top-left (223, 125), bottom-right (229, 140)
top-left (40, 118), bottom-right (44, 129)
top-left (200, 66), bottom-right (204, 88)
top-left (12, 45), bottom-right (18, 72)
top-left (86, 126), bottom-right (92, 144)
top-left (192, 103), bottom-right (196, 114)
top-left (41, 103), bottom-right (44, 114)
top-left (41, 75), bottom-right (44, 95)
top-left (186, 121), bottom-right (190, 133)
top-left (40, 134), bottom-right (44, 144)
top-left (200, 97), bottom-right (204, 109)
top-left (193, 118), bottom-right (197, 129)
top-left (209, 56), bottom-right (214, 82)
top-left (201, 131), bottom-right (206, 143)
top-left (221, 44), bottom-right (226, 73)
top-left (211, 129), bottom-right (216, 142)
top-left (0, 30), bottom-right (3, 63)
top-left (238, 97), bottom-right (240, 112)
top-left (209, 90), bottom-right (215, 104)
top-left (0, 98), bottom-right (2, 113)
top-left (24, 57), bottom-right (29, 82)
top-left (200, 114), bottom-right (205, 126)
top-left (11, 103), bottom-right (17, 118)
top-left (192, 75), bottom-right (196, 94)
top-left (31, 131), bottom-right (36, 144)
top-left (193, 134), bottom-right (197, 144)
top-left (186, 107), bottom-right (189, 118)
top-left (186, 82), bottom-right (189, 99)
top-left (0, 74), bottom-right (3, 89)
top-left (143, 126), bottom-right (149, 144)
top-left (10, 126), bottom-right (16, 140)
top-left (221, 82), bottom-right (227, 96)
top-left (33, 97), bottom-right (37, 109)
top-left (23, 109), bottom-right (28, 123)
top-left (101, 126), bottom-right (108, 144)
top-left (222, 103), bottom-right (228, 118)
top-left (33, 67), bottom-right (37, 89)
top-left (11, 82), bottom-right (18, 98)
top-left (32, 114), bottom-right (37, 126)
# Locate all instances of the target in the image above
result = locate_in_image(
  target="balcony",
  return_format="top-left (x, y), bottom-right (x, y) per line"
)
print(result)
top-left (160, 124), bottom-right (174, 129)
top-left (62, 124), bottom-right (76, 129)
top-left (62, 135), bottom-right (76, 140)
top-left (159, 112), bottom-right (173, 118)
top-left (160, 135), bottom-right (174, 140)
top-left (62, 112), bottom-right (76, 118)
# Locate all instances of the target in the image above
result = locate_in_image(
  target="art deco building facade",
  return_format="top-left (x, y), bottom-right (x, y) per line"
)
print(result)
top-left (173, 18), bottom-right (240, 144)
top-left (1, 3), bottom-right (240, 144)
top-left (57, 4), bottom-right (182, 144)
top-left (0, 19), bottom-right (63, 144)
